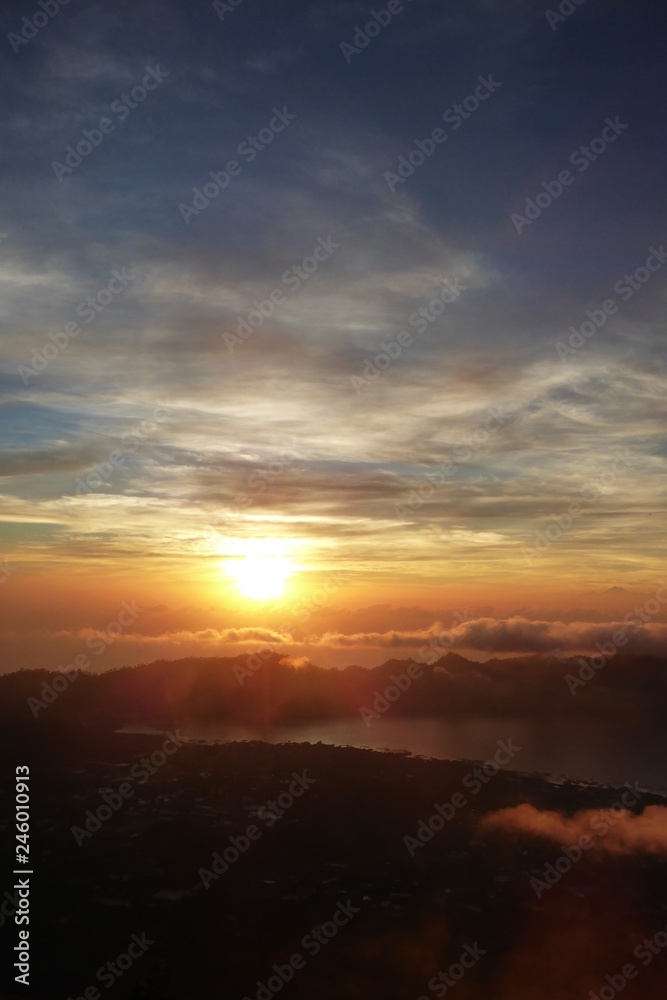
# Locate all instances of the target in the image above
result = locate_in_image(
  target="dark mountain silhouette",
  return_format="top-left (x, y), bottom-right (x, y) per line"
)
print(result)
top-left (1, 651), bottom-right (665, 730)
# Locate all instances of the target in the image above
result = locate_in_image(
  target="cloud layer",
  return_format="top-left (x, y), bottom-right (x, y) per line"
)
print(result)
top-left (481, 803), bottom-right (667, 855)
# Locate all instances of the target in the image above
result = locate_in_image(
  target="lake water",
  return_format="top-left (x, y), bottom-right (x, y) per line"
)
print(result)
top-left (120, 715), bottom-right (667, 792)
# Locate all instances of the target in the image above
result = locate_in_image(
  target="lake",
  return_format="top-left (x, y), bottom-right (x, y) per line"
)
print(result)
top-left (120, 714), bottom-right (667, 792)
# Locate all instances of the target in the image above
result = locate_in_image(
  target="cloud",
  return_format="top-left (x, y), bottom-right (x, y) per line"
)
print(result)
top-left (308, 625), bottom-right (447, 649)
top-left (53, 626), bottom-right (292, 646)
top-left (278, 655), bottom-right (312, 669)
top-left (0, 444), bottom-right (99, 478)
top-left (308, 616), bottom-right (667, 654)
top-left (480, 803), bottom-right (667, 856)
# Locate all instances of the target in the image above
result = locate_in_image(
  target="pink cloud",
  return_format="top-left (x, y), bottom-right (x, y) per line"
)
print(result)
top-left (480, 803), bottom-right (667, 855)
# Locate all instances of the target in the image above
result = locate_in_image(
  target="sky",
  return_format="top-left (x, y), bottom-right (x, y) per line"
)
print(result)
top-left (1, 0), bottom-right (666, 672)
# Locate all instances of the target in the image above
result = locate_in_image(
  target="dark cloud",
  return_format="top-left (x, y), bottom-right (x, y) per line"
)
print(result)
top-left (310, 616), bottom-right (667, 655)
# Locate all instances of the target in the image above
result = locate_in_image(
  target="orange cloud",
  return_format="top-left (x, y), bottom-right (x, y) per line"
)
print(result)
top-left (53, 626), bottom-right (292, 646)
top-left (278, 655), bottom-right (312, 669)
top-left (480, 802), bottom-right (667, 855)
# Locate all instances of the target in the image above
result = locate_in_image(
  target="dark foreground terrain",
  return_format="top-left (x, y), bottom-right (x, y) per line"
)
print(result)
top-left (0, 721), bottom-right (666, 999)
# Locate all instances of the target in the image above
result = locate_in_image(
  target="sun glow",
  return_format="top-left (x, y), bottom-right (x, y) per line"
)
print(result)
top-left (232, 555), bottom-right (291, 600)
top-left (221, 536), bottom-right (295, 600)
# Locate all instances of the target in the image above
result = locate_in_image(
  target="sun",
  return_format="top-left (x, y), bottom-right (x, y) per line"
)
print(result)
top-left (230, 554), bottom-right (292, 601)
top-left (220, 537), bottom-right (296, 601)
